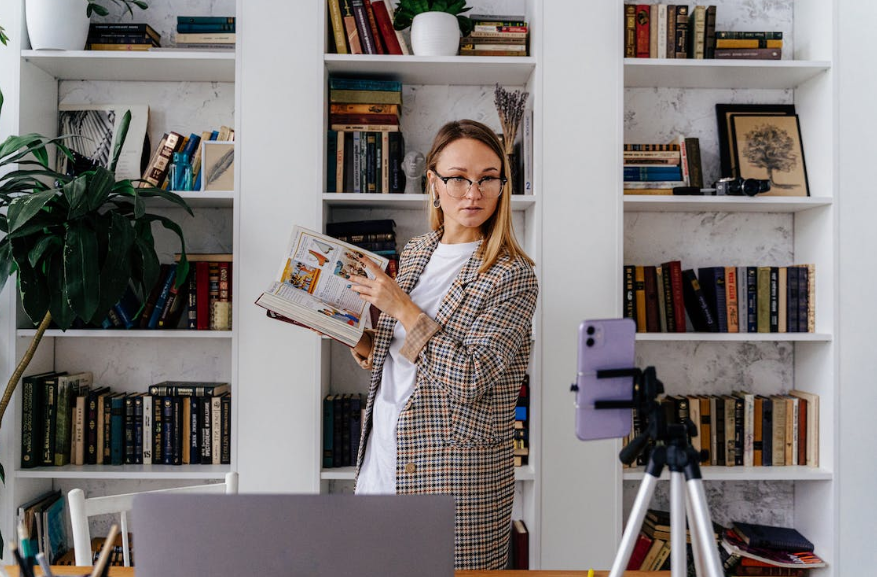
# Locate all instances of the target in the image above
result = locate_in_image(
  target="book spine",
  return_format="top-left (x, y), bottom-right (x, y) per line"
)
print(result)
top-left (173, 396), bottom-right (183, 465)
top-left (152, 394), bottom-right (163, 464)
top-left (54, 379), bottom-right (72, 466)
top-left (349, 393), bottom-right (362, 466)
top-left (682, 269), bottom-right (717, 332)
top-left (74, 396), bottom-right (86, 465)
top-left (350, 0), bottom-right (377, 54)
top-left (139, 132), bottom-right (182, 188)
top-left (162, 397), bottom-right (174, 465)
top-left (714, 48), bottom-right (782, 60)
top-left (133, 395), bottom-right (144, 464)
top-left (753, 396), bottom-right (764, 466)
top-left (211, 397), bottom-right (222, 465)
top-left (635, 5), bottom-right (650, 58)
top-left (704, 6), bottom-right (717, 59)
top-left (328, 0), bottom-right (348, 54)
top-left (339, 0), bottom-right (363, 54)
top-left (778, 267), bottom-right (788, 333)
top-left (716, 31), bottom-right (784, 40)
top-left (725, 266), bottom-right (739, 333)
top-left (674, 5), bottom-right (689, 58)
top-left (623, 265), bottom-right (636, 321)
top-left (41, 378), bottom-right (57, 466)
top-left (201, 395), bottom-right (213, 463)
top-left (323, 395), bottom-right (334, 468)
top-left (148, 264), bottom-right (177, 329)
top-left (660, 264), bottom-right (675, 332)
top-left (85, 390), bottom-right (100, 464)
top-left (21, 374), bottom-right (43, 468)
top-left (634, 265), bottom-right (647, 332)
top-left (370, 0), bottom-right (403, 55)
top-left (99, 394), bottom-right (110, 465)
top-left (762, 397), bottom-right (773, 466)
top-left (769, 267), bottom-right (779, 332)
top-left (176, 23), bottom-right (235, 33)
top-left (668, 261), bottom-right (686, 332)
top-left (189, 397), bottom-right (201, 464)
top-left (363, 0), bottom-right (385, 54)
top-left (143, 395), bottom-right (153, 465)
top-left (715, 396), bottom-right (725, 466)
top-left (624, 4), bottom-right (636, 58)
top-left (666, 4), bottom-right (677, 59)
top-left (110, 397), bottom-right (124, 465)
top-left (220, 394), bottom-right (232, 465)
top-left (123, 396), bottom-right (134, 464)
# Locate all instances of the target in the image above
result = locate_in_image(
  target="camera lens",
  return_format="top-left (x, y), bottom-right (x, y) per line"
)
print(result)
top-left (586, 338), bottom-right (595, 347)
top-left (586, 326), bottom-right (595, 335)
top-left (742, 179), bottom-right (761, 197)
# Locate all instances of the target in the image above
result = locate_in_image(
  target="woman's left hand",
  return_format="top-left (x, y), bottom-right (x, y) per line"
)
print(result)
top-left (349, 257), bottom-right (422, 330)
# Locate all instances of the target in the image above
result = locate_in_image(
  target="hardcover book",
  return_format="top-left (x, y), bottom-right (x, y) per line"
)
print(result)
top-left (256, 226), bottom-right (388, 347)
top-left (731, 522), bottom-right (815, 553)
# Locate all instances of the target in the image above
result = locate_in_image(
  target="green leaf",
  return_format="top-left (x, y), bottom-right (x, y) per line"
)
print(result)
top-left (28, 236), bottom-right (62, 268)
top-left (142, 214), bottom-right (188, 287)
top-left (127, 185), bottom-right (193, 215)
top-left (0, 241), bottom-right (13, 297)
top-left (0, 459), bottom-right (5, 483)
top-left (11, 236), bottom-right (50, 325)
top-left (0, 134), bottom-right (50, 165)
top-left (7, 189), bottom-right (57, 233)
top-left (49, 251), bottom-right (76, 330)
top-left (63, 221), bottom-right (101, 321)
top-left (457, 14), bottom-right (473, 36)
top-left (90, 212), bottom-right (135, 324)
top-left (63, 175), bottom-right (89, 219)
top-left (109, 111), bottom-right (132, 172)
top-left (131, 224), bottom-right (160, 297)
top-left (86, 167), bottom-right (115, 211)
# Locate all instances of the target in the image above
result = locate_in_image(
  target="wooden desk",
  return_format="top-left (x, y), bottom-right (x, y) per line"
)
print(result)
top-left (6, 568), bottom-right (669, 577)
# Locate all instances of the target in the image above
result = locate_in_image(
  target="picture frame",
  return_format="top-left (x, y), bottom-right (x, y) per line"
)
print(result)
top-left (730, 113), bottom-right (810, 197)
top-left (201, 141), bottom-right (235, 191)
top-left (715, 103), bottom-right (796, 179)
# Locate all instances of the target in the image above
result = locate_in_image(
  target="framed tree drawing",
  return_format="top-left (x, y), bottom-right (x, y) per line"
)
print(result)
top-left (715, 103), bottom-right (796, 178)
top-left (730, 113), bottom-right (810, 197)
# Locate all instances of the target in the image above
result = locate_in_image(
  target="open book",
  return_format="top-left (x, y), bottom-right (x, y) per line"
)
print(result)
top-left (255, 225), bottom-right (389, 347)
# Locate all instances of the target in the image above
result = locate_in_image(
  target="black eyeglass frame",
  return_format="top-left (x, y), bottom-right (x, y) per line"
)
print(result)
top-left (432, 170), bottom-right (508, 198)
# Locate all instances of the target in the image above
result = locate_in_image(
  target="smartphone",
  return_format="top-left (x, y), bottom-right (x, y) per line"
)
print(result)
top-left (575, 318), bottom-right (636, 441)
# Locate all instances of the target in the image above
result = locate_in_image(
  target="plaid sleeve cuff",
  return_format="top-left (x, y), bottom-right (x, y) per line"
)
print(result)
top-left (350, 329), bottom-right (377, 370)
top-left (400, 313), bottom-right (441, 363)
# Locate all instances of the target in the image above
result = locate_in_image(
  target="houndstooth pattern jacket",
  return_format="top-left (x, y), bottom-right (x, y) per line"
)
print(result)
top-left (354, 228), bottom-right (538, 570)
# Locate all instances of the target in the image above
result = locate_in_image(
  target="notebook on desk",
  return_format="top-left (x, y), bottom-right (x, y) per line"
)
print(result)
top-left (132, 493), bottom-right (455, 577)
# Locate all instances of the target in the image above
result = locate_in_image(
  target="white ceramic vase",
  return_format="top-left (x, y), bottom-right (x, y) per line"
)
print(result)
top-left (26, 0), bottom-right (90, 50)
top-left (410, 12), bottom-right (460, 56)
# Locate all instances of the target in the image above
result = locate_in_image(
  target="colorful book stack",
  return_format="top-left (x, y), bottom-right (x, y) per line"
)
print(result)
top-left (138, 125), bottom-right (234, 191)
top-left (513, 374), bottom-right (530, 467)
top-left (327, 77), bottom-right (405, 194)
top-left (174, 16), bottom-right (236, 50)
top-left (460, 13), bottom-right (529, 57)
top-left (86, 23), bottom-right (160, 51)
top-left (722, 521), bottom-right (826, 574)
top-left (20, 374), bottom-right (232, 468)
top-left (714, 31), bottom-right (784, 61)
top-left (622, 263), bottom-right (815, 334)
top-left (322, 392), bottom-right (363, 468)
top-left (623, 139), bottom-right (704, 195)
top-left (622, 389), bottom-right (820, 469)
top-left (327, 0), bottom-right (409, 55)
top-left (180, 254), bottom-right (234, 331)
top-left (625, 508), bottom-right (723, 571)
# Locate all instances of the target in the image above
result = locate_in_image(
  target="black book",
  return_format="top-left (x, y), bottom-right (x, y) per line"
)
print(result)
top-left (86, 386), bottom-right (109, 465)
top-left (761, 396), bottom-right (773, 466)
top-left (189, 397), bottom-right (201, 465)
top-left (162, 397), bottom-right (175, 465)
top-left (133, 395), bottom-right (144, 464)
top-left (220, 394), bottom-right (232, 465)
top-left (769, 267), bottom-right (779, 332)
top-left (787, 266), bottom-right (800, 333)
top-left (21, 372), bottom-right (55, 469)
top-left (623, 265), bottom-right (636, 321)
top-left (797, 266), bottom-right (809, 332)
top-left (333, 395), bottom-right (345, 468)
top-left (173, 396), bottom-right (183, 465)
top-left (714, 396), bottom-right (726, 467)
top-left (746, 266), bottom-right (758, 332)
top-left (732, 522), bottom-right (815, 552)
top-left (326, 219), bottom-right (396, 237)
top-left (153, 395), bottom-right (163, 464)
top-left (388, 132), bottom-right (405, 194)
top-left (201, 395), bottom-right (213, 463)
top-left (697, 267), bottom-right (727, 332)
top-left (124, 395), bottom-right (135, 465)
top-left (102, 394), bottom-right (114, 463)
top-left (41, 374), bottom-right (61, 466)
top-left (681, 269), bottom-right (718, 332)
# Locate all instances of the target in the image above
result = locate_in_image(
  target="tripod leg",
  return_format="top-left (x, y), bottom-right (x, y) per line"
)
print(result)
top-left (685, 491), bottom-right (706, 577)
top-left (608, 470), bottom-right (661, 577)
top-left (670, 472), bottom-right (687, 577)
top-left (685, 478), bottom-right (724, 577)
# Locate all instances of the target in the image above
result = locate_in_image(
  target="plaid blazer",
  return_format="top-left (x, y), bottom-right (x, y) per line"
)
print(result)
top-left (354, 228), bottom-right (538, 570)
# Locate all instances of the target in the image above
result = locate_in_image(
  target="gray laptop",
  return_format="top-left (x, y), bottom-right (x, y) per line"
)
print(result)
top-left (133, 493), bottom-right (455, 577)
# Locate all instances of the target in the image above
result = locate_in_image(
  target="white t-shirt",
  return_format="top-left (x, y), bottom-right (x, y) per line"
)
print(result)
top-left (356, 240), bottom-right (479, 494)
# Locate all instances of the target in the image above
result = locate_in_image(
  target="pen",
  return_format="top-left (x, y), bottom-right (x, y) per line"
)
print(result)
top-left (10, 542), bottom-right (35, 577)
top-left (90, 523), bottom-right (120, 577)
top-left (587, 569), bottom-right (595, 577)
top-left (36, 552), bottom-right (56, 577)
top-left (17, 522), bottom-right (35, 570)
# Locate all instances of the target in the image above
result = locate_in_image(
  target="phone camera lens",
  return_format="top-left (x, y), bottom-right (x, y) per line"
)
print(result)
top-left (586, 338), bottom-right (595, 347)
top-left (586, 326), bottom-right (595, 335)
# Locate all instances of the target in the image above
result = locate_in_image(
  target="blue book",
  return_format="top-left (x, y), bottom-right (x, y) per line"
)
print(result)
top-left (746, 266), bottom-right (758, 332)
top-left (328, 77), bottom-right (402, 92)
top-left (515, 406), bottom-right (527, 421)
top-left (177, 22), bottom-right (235, 33)
top-left (161, 397), bottom-right (175, 465)
top-left (148, 264), bottom-right (177, 329)
top-left (181, 133), bottom-right (201, 159)
top-left (177, 16), bottom-right (235, 25)
top-left (112, 284), bottom-right (141, 329)
top-left (623, 166), bottom-right (684, 181)
top-left (761, 396), bottom-right (773, 466)
top-left (110, 395), bottom-right (125, 465)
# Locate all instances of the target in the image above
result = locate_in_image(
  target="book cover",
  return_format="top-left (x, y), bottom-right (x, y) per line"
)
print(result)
top-left (21, 372), bottom-right (53, 468)
top-left (350, 0), bottom-right (378, 54)
top-left (363, 0), bottom-right (385, 54)
top-left (110, 395), bottom-right (125, 466)
top-left (623, 265), bottom-right (636, 322)
top-left (681, 269), bottom-right (718, 332)
top-left (732, 522), bottom-right (815, 553)
top-left (643, 265), bottom-right (660, 332)
top-left (220, 393), bottom-right (232, 464)
top-left (511, 519), bottom-right (529, 569)
top-left (139, 131), bottom-right (183, 189)
top-left (725, 265), bottom-right (739, 333)
top-left (339, 0), bottom-right (363, 54)
top-left (634, 265), bottom-right (647, 332)
top-left (256, 226), bottom-right (389, 347)
top-left (789, 389), bottom-right (819, 467)
top-left (698, 266), bottom-right (727, 332)
top-left (328, 0), bottom-right (348, 54)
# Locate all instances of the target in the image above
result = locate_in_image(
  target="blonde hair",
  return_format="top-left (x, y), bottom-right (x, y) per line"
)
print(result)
top-left (425, 119), bottom-right (533, 273)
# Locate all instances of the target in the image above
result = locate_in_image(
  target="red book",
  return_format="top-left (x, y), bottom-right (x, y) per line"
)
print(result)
top-left (369, 0), bottom-right (403, 55)
top-left (635, 4), bottom-right (651, 57)
top-left (328, 113), bottom-right (399, 125)
top-left (643, 265), bottom-right (660, 332)
top-left (511, 519), bottom-right (529, 569)
top-left (363, 0), bottom-right (385, 54)
top-left (628, 533), bottom-right (653, 570)
top-left (196, 261), bottom-right (210, 330)
top-left (664, 260), bottom-right (687, 332)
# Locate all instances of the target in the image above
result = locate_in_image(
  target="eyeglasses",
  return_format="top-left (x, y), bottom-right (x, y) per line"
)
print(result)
top-left (433, 171), bottom-right (507, 198)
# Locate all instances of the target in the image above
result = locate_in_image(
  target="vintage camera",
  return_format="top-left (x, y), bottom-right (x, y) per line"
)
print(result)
top-left (716, 176), bottom-right (771, 197)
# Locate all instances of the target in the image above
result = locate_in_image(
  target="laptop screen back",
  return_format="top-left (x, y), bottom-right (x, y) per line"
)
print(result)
top-left (133, 493), bottom-right (455, 577)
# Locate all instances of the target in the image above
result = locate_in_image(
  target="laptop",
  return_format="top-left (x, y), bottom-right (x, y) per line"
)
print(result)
top-left (133, 493), bottom-right (455, 577)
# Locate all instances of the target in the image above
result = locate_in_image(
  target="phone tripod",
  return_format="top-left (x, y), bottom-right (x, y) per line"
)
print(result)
top-left (598, 367), bottom-right (724, 577)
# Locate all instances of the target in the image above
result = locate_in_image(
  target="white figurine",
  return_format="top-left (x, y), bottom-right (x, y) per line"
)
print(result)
top-left (402, 150), bottom-right (425, 194)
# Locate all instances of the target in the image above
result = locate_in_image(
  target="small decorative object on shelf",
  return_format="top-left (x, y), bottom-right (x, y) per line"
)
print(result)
top-left (392, 0), bottom-right (474, 56)
top-left (402, 150), bottom-right (425, 194)
top-left (168, 152), bottom-right (194, 191)
top-left (494, 83), bottom-right (529, 193)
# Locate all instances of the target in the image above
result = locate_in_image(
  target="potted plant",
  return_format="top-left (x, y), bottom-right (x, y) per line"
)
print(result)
top-left (0, 89), bottom-right (191, 547)
top-left (392, 0), bottom-right (473, 57)
top-left (26, 0), bottom-right (148, 51)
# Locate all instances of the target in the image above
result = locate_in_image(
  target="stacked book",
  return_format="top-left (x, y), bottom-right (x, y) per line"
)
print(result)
top-left (715, 31), bottom-right (783, 61)
top-left (513, 375), bottom-right (530, 467)
top-left (625, 509), bottom-right (723, 571)
top-left (623, 138), bottom-right (703, 195)
top-left (139, 125), bottom-right (234, 192)
top-left (86, 23), bottom-right (160, 51)
top-left (622, 262), bottom-right (815, 334)
top-left (322, 392), bottom-right (363, 469)
top-left (20, 373), bottom-right (232, 468)
top-left (622, 390), bottom-right (820, 469)
top-left (17, 490), bottom-right (68, 563)
top-left (460, 13), bottom-right (529, 57)
top-left (174, 16), bottom-right (236, 50)
top-left (327, 77), bottom-right (405, 194)
top-left (722, 521), bottom-right (826, 574)
top-left (327, 0), bottom-right (409, 55)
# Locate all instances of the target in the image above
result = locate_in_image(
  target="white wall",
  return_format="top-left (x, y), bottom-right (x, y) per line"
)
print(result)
top-left (837, 0), bottom-right (877, 571)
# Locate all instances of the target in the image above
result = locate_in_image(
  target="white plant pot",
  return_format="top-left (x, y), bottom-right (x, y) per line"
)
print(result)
top-left (26, 0), bottom-right (90, 50)
top-left (410, 12), bottom-right (460, 57)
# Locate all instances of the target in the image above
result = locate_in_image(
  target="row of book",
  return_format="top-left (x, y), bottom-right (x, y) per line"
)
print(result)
top-left (459, 15), bottom-right (530, 57)
top-left (326, 219), bottom-right (399, 279)
top-left (328, 0), bottom-right (409, 55)
top-left (514, 375), bottom-right (530, 468)
top-left (139, 125), bottom-right (235, 192)
top-left (86, 22), bottom-right (161, 51)
top-left (21, 373), bottom-right (232, 468)
top-left (623, 138), bottom-right (704, 194)
top-left (101, 254), bottom-right (232, 331)
top-left (327, 130), bottom-right (406, 194)
top-left (626, 508), bottom-right (723, 571)
top-left (17, 490), bottom-right (68, 563)
top-left (623, 263), bottom-right (816, 334)
top-left (624, 4), bottom-right (784, 61)
top-left (322, 393), bottom-right (363, 468)
top-left (85, 17), bottom-right (236, 52)
top-left (623, 390), bottom-right (820, 468)
top-left (173, 16), bottom-right (236, 50)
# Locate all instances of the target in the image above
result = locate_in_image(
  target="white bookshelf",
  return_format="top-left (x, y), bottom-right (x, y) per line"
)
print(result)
top-left (0, 0), bottom-right (241, 559)
top-left (619, 0), bottom-right (838, 574)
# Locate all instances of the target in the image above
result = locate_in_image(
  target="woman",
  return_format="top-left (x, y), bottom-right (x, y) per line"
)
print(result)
top-left (349, 119), bottom-right (538, 570)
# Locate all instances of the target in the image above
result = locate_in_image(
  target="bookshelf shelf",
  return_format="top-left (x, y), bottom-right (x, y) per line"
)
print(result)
top-left (324, 54), bottom-right (536, 86)
top-left (635, 333), bottom-right (832, 342)
top-left (622, 466), bottom-right (833, 482)
top-left (172, 191), bottom-right (235, 208)
top-left (320, 466), bottom-right (536, 482)
top-left (623, 196), bottom-right (833, 213)
top-left (322, 193), bottom-right (537, 211)
top-left (16, 329), bottom-right (233, 339)
top-left (21, 50), bottom-right (236, 82)
top-left (15, 465), bottom-right (231, 480)
top-left (623, 59), bottom-right (831, 89)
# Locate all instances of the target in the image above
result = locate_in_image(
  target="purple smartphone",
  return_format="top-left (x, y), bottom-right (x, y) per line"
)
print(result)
top-left (575, 318), bottom-right (636, 441)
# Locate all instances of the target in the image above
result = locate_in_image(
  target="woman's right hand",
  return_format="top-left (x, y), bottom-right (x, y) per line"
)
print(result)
top-left (353, 331), bottom-right (372, 358)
